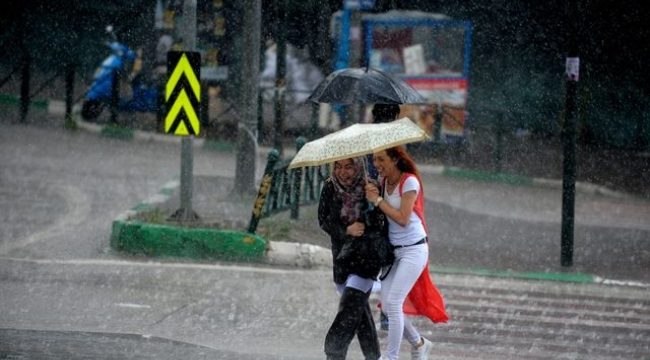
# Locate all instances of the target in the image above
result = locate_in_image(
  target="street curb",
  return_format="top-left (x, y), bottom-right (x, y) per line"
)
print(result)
top-left (109, 180), bottom-right (267, 263)
top-left (0, 93), bottom-right (48, 110)
top-left (110, 219), bottom-right (267, 261)
top-left (266, 241), bottom-right (333, 268)
top-left (430, 266), bottom-right (595, 283)
top-left (69, 104), bottom-right (237, 151)
top-left (70, 104), bottom-right (208, 145)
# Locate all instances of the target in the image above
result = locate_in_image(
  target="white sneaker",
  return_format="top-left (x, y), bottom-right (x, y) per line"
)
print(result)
top-left (411, 337), bottom-right (433, 360)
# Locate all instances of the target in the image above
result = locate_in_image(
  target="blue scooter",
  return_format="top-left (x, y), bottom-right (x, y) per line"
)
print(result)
top-left (81, 26), bottom-right (160, 121)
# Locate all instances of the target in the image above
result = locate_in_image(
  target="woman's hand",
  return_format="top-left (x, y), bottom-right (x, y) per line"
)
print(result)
top-left (347, 221), bottom-right (365, 237)
top-left (365, 183), bottom-right (380, 203)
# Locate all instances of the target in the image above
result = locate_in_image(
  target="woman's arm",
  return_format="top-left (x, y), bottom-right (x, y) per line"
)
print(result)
top-left (365, 180), bottom-right (417, 228)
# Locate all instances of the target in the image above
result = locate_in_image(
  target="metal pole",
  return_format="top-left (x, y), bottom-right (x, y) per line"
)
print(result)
top-left (179, 0), bottom-right (197, 221)
top-left (561, 0), bottom-right (580, 267)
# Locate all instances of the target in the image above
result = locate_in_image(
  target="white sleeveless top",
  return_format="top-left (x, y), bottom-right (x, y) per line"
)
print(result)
top-left (383, 176), bottom-right (427, 246)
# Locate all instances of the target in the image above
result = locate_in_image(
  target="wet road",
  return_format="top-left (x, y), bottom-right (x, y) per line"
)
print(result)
top-left (1, 257), bottom-right (647, 359)
top-left (0, 122), bottom-right (649, 359)
top-left (424, 173), bottom-right (650, 284)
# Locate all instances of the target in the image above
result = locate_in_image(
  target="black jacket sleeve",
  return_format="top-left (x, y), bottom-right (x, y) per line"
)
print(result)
top-left (318, 180), bottom-right (348, 242)
top-left (318, 180), bottom-right (352, 284)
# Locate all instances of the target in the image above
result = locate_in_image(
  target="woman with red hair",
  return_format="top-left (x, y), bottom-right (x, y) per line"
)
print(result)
top-left (365, 146), bottom-right (448, 360)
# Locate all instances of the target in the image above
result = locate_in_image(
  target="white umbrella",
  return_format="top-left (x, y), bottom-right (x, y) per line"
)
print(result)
top-left (288, 117), bottom-right (429, 169)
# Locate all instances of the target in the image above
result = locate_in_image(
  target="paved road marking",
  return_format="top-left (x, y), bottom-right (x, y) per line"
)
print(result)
top-left (115, 302), bottom-right (152, 309)
top-left (0, 256), bottom-right (306, 275)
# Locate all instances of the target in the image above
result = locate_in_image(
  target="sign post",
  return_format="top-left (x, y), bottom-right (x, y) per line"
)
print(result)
top-left (166, 0), bottom-right (199, 222)
top-left (561, 0), bottom-right (580, 267)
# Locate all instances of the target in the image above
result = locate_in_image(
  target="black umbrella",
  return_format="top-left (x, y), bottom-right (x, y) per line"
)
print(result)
top-left (308, 67), bottom-right (427, 105)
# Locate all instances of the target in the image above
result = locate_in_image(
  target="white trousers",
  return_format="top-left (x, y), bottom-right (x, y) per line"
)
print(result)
top-left (335, 274), bottom-right (375, 295)
top-left (380, 243), bottom-right (428, 359)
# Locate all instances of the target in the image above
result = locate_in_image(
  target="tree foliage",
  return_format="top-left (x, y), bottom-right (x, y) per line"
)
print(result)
top-left (1, 0), bottom-right (153, 73)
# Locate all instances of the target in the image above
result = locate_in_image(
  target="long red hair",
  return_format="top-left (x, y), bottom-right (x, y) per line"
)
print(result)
top-left (384, 146), bottom-right (423, 195)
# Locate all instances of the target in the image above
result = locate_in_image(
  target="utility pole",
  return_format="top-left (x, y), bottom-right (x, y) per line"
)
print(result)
top-left (234, 0), bottom-right (261, 194)
top-left (561, 0), bottom-right (580, 267)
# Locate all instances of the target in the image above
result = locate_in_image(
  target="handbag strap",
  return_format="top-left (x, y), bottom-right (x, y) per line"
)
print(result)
top-left (379, 265), bottom-right (392, 281)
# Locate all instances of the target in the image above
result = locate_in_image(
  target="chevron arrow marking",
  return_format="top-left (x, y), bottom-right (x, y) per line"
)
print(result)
top-left (165, 89), bottom-right (199, 135)
top-left (166, 53), bottom-right (200, 101)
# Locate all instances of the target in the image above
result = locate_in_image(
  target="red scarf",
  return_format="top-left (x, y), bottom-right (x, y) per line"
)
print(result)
top-left (381, 174), bottom-right (449, 324)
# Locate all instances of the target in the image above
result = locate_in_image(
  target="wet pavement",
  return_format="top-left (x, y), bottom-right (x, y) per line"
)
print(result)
top-left (1, 107), bottom-right (649, 359)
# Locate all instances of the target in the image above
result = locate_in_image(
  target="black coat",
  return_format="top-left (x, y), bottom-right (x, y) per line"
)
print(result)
top-left (318, 179), bottom-right (384, 284)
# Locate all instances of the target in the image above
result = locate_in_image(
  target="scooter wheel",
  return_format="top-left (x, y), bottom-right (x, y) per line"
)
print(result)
top-left (81, 99), bottom-right (105, 120)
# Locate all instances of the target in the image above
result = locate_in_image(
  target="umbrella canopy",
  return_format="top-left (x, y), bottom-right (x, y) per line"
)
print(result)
top-left (308, 67), bottom-right (427, 105)
top-left (288, 117), bottom-right (429, 169)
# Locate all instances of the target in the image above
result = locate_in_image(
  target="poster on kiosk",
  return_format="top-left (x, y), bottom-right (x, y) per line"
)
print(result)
top-left (361, 11), bottom-right (472, 143)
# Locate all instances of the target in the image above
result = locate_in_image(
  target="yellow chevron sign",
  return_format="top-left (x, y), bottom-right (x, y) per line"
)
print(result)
top-left (165, 51), bottom-right (201, 135)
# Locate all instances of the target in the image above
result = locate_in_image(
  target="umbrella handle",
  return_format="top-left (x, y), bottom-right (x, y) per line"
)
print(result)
top-left (365, 172), bottom-right (375, 210)
top-left (362, 166), bottom-right (374, 209)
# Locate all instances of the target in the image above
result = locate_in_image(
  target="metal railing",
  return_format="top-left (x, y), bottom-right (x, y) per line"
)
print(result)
top-left (247, 137), bottom-right (329, 234)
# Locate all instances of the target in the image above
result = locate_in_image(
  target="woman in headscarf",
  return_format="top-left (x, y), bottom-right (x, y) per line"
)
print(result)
top-left (318, 156), bottom-right (382, 360)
